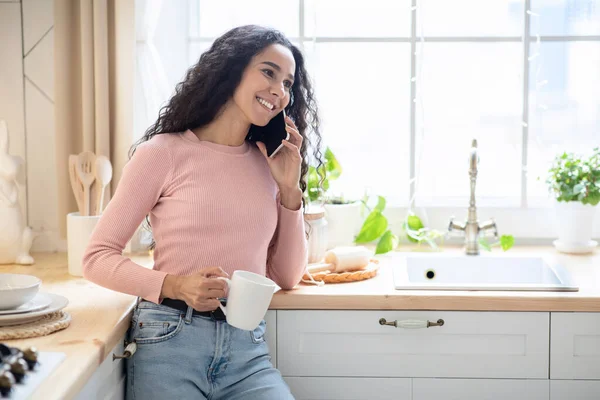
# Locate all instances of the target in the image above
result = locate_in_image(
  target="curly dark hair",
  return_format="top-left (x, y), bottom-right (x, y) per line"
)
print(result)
top-left (131, 25), bottom-right (323, 247)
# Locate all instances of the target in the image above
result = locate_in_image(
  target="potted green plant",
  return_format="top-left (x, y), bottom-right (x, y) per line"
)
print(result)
top-left (306, 148), bottom-right (365, 249)
top-left (546, 147), bottom-right (600, 253)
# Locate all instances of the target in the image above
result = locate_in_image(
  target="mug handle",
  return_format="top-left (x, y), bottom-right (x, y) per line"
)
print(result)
top-left (216, 277), bottom-right (231, 316)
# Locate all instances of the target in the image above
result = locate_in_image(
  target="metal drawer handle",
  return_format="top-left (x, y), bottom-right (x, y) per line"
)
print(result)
top-left (379, 318), bottom-right (444, 329)
top-left (113, 341), bottom-right (137, 361)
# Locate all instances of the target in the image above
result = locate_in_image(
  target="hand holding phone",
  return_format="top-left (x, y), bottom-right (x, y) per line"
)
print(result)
top-left (250, 109), bottom-right (289, 158)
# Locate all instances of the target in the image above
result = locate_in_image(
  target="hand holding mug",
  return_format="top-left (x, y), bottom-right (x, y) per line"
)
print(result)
top-left (172, 267), bottom-right (229, 312)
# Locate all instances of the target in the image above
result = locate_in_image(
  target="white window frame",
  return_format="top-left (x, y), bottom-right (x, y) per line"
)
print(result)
top-left (188, 0), bottom-right (600, 241)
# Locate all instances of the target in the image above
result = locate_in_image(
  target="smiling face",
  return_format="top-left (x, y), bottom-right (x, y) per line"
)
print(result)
top-left (232, 44), bottom-right (296, 127)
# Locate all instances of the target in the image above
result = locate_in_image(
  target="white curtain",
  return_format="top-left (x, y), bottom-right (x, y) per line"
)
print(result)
top-left (135, 0), bottom-right (171, 139)
top-left (55, 0), bottom-right (135, 238)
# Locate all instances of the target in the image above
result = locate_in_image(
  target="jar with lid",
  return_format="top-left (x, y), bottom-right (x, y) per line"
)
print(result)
top-left (304, 206), bottom-right (328, 263)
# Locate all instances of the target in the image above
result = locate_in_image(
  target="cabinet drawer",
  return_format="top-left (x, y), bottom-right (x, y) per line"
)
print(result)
top-left (550, 380), bottom-right (600, 400)
top-left (284, 377), bottom-right (411, 399)
top-left (75, 339), bottom-right (125, 400)
top-left (551, 313), bottom-right (600, 379)
top-left (414, 378), bottom-right (549, 400)
top-left (278, 310), bottom-right (549, 379)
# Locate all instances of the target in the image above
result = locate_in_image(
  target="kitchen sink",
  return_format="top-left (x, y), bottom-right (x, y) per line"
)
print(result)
top-left (390, 252), bottom-right (578, 291)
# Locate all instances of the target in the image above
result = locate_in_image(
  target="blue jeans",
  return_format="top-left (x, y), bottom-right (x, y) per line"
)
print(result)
top-left (125, 300), bottom-right (294, 400)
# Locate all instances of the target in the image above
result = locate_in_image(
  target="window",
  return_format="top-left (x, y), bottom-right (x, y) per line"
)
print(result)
top-left (136, 0), bottom-right (600, 239)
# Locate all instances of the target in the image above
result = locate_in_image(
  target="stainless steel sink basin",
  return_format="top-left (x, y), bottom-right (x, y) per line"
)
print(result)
top-left (390, 252), bottom-right (578, 291)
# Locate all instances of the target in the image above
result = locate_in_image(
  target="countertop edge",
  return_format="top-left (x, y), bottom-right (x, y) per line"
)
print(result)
top-left (270, 292), bottom-right (600, 312)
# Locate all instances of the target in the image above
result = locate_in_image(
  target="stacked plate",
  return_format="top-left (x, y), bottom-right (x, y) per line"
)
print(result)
top-left (0, 274), bottom-right (69, 327)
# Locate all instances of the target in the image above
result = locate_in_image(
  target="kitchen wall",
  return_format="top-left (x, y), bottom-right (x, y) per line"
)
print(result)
top-left (0, 0), bottom-right (60, 252)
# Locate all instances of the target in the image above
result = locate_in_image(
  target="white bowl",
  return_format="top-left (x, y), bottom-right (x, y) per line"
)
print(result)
top-left (0, 274), bottom-right (41, 310)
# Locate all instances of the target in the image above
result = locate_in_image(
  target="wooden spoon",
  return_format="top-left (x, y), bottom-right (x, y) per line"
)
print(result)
top-left (93, 155), bottom-right (113, 215)
top-left (68, 155), bottom-right (84, 214)
top-left (75, 151), bottom-right (96, 216)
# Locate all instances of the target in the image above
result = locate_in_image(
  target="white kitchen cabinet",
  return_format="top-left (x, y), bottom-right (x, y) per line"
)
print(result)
top-left (550, 380), bottom-right (600, 400)
top-left (75, 337), bottom-right (126, 400)
top-left (277, 310), bottom-right (549, 379)
top-left (550, 312), bottom-right (600, 380)
top-left (413, 378), bottom-right (549, 400)
top-left (285, 377), bottom-right (411, 399)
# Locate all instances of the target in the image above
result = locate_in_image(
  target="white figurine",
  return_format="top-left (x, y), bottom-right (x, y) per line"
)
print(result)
top-left (0, 120), bottom-right (34, 264)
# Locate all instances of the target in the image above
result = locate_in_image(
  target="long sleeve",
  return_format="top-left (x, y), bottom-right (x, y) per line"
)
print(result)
top-left (82, 140), bottom-right (173, 304)
top-left (266, 200), bottom-right (308, 290)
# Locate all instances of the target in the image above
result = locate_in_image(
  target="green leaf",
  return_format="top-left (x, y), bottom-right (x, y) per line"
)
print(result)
top-left (573, 183), bottom-right (585, 195)
top-left (478, 237), bottom-right (492, 252)
top-left (324, 147), bottom-right (342, 180)
top-left (584, 191), bottom-right (600, 206)
top-left (374, 196), bottom-right (386, 212)
top-left (375, 230), bottom-right (399, 255)
top-left (500, 235), bottom-right (515, 251)
top-left (354, 210), bottom-right (388, 243)
top-left (405, 214), bottom-right (424, 243)
top-left (306, 166), bottom-right (319, 202)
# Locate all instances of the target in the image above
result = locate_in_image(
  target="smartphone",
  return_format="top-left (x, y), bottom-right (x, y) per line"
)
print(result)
top-left (249, 109), bottom-right (289, 158)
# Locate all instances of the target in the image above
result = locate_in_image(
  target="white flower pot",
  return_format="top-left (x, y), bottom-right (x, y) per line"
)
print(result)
top-left (323, 202), bottom-right (365, 250)
top-left (553, 200), bottom-right (597, 247)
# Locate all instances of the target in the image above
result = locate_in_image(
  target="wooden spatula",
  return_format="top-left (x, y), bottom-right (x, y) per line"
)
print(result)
top-left (68, 155), bottom-right (84, 214)
top-left (93, 155), bottom-right (113, 215)
top-left (75, 151), bottom-right (96, 216)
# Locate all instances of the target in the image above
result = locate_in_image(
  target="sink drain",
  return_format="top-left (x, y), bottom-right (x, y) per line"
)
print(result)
top-left (425, 269), bottom-right (435, 280)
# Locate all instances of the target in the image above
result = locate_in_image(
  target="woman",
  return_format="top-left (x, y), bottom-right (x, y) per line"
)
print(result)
top-left (82, 25), bottom-right (323, 399)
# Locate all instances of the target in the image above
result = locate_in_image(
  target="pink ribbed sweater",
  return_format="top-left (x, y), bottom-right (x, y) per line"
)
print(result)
top-left (82, 130), bottom-right (308, 304)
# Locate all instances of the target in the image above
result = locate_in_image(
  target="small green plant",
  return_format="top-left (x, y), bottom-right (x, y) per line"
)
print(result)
top-left (353, 197), bottom-right (445, 255)
top-left (354, 196), bottom-right (515, 254)
top-left (402, 213), bottom-right (446, 250)
top-left (545, 147), bottom-right (600, 206)
top-left (306, 147), bottom-right (344, 203)
top-left (478, 235), bottom-right (515, 252)
top-left (353, 196), bottom-right (398, 254)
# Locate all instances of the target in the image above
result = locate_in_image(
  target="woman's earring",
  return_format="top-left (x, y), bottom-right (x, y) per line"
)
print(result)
top-left (288, 91), bottom-right (294, 107)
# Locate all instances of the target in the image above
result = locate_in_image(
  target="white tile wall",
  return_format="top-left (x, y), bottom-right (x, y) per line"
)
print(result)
top-left (24, 0), bottom-right (59, 252)
top-left (25, 78), bottom-right (59, 251)
top-left (24, 29), bottom-right (54, 100)
top-left (1, 0), bottom-right (59, 252)
top-left (22, 0), bottom-right (54, 56)
top-left (0, 2), bottom-right (27, 222)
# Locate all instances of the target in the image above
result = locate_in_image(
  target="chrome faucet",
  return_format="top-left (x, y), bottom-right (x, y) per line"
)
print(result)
top-left (448, 139), bottom-right (498, 255)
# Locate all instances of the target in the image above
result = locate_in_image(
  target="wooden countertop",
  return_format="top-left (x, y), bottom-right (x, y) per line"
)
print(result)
top-left (0, 253), bottom-right (152, 400)
top-left (0, 246), bottom-right (598, 399)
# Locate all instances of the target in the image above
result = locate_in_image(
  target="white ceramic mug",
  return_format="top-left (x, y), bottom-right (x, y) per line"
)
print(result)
top-left (67, 212), bottom-right (101, 276)
top-left (218, 270), bottom-right (277, 331)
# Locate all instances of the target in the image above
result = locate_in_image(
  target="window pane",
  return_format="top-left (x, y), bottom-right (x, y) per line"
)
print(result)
top-left (415, 43), bottom-right (523, 206)
top-left (197, 0), bottom-right (299, 37)
top-left (530, 0), bottom-right (600, 36)
top-left (417, 0), bottom-right (524, 37)
top-left (527, 42), bottom-right (600, 202)
top-left (188, 42), bottom-right (211, 66)
top-left (189, 40), bottom-right (302, 66)
top-left (304, 43), bottom-right (411, 204)
top-left (304, 0), bottom-right (411, 38)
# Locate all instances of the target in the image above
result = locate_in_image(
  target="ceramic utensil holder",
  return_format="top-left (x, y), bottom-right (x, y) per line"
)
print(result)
top-left (67, 212), bottom-right (101, 276)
